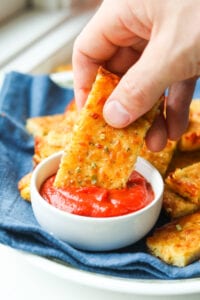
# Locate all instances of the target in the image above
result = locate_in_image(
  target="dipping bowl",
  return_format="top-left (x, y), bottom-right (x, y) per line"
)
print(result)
top-left (31, 151), bottom-right (164, 251)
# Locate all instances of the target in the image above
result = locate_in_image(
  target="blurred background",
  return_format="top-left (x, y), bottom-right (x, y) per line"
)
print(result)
top-left (0, 0), bottom-right (101, 76)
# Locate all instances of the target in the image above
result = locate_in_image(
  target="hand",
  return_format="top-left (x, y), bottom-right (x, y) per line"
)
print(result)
top-left (72, 0), bottom-right (200, 151)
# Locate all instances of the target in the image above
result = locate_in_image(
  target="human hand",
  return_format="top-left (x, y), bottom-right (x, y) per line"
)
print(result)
top-left (72, 0), bottom-right (200, 151)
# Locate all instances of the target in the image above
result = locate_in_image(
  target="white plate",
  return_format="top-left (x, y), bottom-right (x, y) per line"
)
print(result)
top-left (1, 243), bottom-right (200, 300)
top-left (1, 72), bottom-right (199, 300)
top-left (35, 71), bottom-right (200, 299)
top-left (20, 247), bottom-right (200, 299)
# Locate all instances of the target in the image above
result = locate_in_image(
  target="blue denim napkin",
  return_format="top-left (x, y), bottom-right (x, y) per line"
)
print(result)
top-left (0, 71), bottom-right (200, 280)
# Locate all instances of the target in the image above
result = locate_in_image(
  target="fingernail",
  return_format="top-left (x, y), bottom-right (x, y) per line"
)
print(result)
top-left (104, 101), bottom-right (131, 127)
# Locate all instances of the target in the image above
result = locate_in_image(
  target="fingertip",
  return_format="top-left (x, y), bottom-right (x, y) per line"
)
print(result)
top-left (72, 38), bottom-right (102, 110)
top-left (145, 133), bottom-right (167, 152)
top-left (145, 137), bottom-right (167, 152)
top-left (166, 78), bottom-right (196, 141)
top-left (145, 114), bottom-right (168, 152)
top-left (74, 88), bottom-right (90, 111)
top-left (103, 100), bottom-right (132, 128)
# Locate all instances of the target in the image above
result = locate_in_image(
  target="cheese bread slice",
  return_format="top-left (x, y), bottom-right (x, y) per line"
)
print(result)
top-left (26, 100), bottom-right (78, 138)
top-left (146, 211), bottom-right (200, 267)
top-left (178, 121), bottom-right (200, 152)
top-left (18, 172), bottom-right (32, 202)
top-left (163, 185), bottom-right (200, 219)
top-left (33, 114), bottom-right (77, 165)
top-left (54, 67), bottom-right (162, 189)
top-left (18, 101), bottom-right (78, 201)
top-left (165, 162), bottom-right (200, 204)
top-left (178, 99), bottom-right (200, 151)
top-left (189, 99), bottom-right (200, 123)
top-left (140, 140), bottom-right (177, 177)
top-left (26, 114), bottom-right (65, 137)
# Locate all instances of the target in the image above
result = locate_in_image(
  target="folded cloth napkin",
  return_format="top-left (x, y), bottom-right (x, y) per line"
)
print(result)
top-left (0, 71), bottom-right (200, 280)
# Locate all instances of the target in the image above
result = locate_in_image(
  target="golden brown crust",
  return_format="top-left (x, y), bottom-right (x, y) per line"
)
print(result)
top-left (18, 172), bottom-right (32, 201)
top-left (32, 101), bottom-right (78, 165)
top-left (178, 121), bottom-right (200, 152)
top-left (162, 185), bottom-right (200, 219)
top-left (19, 100), bottom-right (79, 200)
top-left (146, 211), bottom-right (200, 267)
top-left (140, 140), bottom-right (177, 177)
top-left (165, 162), bottom-right (200, 204)
top-left (54, 67), bottom-right (161, 189)
top-left (63, 100), bottom-right (79, 125)
top-left (26, 114), bottom-right (66, 137)
top-left (33, 135), bottom-right (64, 165)
top-left (32, 119), bottom-right (76, 165)
top-left (178, 100), bottom-right (200, 152)
top-left (189, 99), bottom-right (200, 123)
top-left (26, 100), bottom-right (78, 138)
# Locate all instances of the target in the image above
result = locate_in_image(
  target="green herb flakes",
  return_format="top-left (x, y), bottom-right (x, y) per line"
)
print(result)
top-left (176, 224), bottom-right (182, 231)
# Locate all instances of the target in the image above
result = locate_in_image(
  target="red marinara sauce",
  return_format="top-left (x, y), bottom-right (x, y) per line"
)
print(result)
top-left (40, 171), bottom-right (154, 218)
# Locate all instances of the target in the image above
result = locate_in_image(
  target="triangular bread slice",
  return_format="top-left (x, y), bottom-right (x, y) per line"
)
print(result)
top-left (140, 140), bottom-right (177, 177)
top-left (163, 184), bottom-right (200, 219)
top-left (165, 162), bottom-right (200, 204)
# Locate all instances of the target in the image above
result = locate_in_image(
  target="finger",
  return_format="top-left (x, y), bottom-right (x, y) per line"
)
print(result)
top-left (73, 40), bottom-right (147, 110)
top-left (103, 38), bottom-right (172, 128)
top-left (145, 105), bottom-right (168, 152)
top-left (105, 38), bottom-right (148, 75)
top-left (72, 51), bottom-right (101, 110)
top-left (72, 1), bottom-right (146, 109)
top-left (166, 78), bottom-right (197, 140)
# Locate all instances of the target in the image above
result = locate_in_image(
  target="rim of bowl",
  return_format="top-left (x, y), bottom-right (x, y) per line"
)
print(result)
top-left (31, 151), bottom-right (164, 223)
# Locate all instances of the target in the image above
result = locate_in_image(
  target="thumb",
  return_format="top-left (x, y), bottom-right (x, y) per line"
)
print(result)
top-left (103, 41), bottom-right (172, 128)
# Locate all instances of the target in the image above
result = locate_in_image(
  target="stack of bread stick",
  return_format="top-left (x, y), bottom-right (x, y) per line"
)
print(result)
top-left (18, 67), bottom-right (200, 267)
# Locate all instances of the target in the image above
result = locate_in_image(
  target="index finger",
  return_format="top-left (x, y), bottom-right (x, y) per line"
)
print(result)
top-left (72, 1), bottom-right (140, 109)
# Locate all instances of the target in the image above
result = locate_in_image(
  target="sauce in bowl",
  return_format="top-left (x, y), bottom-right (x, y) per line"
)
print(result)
top-left (40, 171), bottom-right (154, 218)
